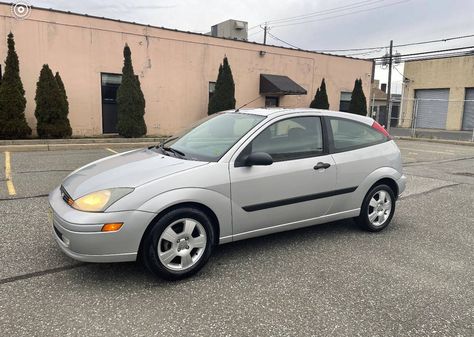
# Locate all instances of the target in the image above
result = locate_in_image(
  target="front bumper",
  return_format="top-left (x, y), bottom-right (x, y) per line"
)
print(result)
top-left (49, 187), bottom-right (155, 263)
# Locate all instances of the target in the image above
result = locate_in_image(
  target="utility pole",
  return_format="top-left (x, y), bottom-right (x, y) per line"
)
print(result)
top-left (386, 40), bottom-right (393, 130)
top-left (263, 23), bottom-right (267, 45)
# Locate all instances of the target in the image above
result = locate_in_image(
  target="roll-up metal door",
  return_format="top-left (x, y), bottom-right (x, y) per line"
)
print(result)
top-left (414, 89), bottom-right (449, 129)
top-left (462, 88), bottom-right (474, 131)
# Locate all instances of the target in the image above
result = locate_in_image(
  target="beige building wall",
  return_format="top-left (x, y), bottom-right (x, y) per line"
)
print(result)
top-left (0, 4), bottom-right (373, 136)
top-left (401, 55), bottom-right (474, 130)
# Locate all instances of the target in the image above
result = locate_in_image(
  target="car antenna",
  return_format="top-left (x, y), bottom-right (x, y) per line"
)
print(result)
top-left (235, 96), bottom-right (262, 112)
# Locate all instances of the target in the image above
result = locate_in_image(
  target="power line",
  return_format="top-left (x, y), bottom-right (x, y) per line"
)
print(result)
top-left (316, 46), bottom-right (385, 52)
top-left (263, 31), bottom-right (474, 62)
top-left (395, 34), bottom-right (474, 47)
top-left (248, 27), bottom-right (264, 38)
top-left (317, 33), bottom-right (474, 52)
top-left (248, 1), bottom-right (471, 53)
top-left (393, 65), bottom-right (405, 77)
top-left (375, 50), bottom-right (474, 63)
top-left (374, 50), bottom-right (474, 64)
top-left (265, 33), bottom-right (474, 54)
top-left (343, 48), bottom-right (385, 56)
top-left (373, 45), bottom-right (474, 60)
top-left (251, 0), bottom-right (397, 30)
top-left (266, 0), bottom-right (386, 25)
top-left (271, 0), bottom-right (410, 29)
top-left (248, 0), bottom-right (383, 30)
top-left (267, 31), bottom-right (302, 49)
top-left (265, 31), bottom-right (474, 64)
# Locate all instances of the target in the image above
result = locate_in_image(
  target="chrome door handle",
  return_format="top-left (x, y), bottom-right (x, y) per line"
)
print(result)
top-left (313, 162), bottom-right (331, 170)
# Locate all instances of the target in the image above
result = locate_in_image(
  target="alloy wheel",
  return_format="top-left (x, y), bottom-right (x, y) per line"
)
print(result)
top-left (157, 218), bottom-right (207, 271)
top-left (367, 190), bottom-right (392, 227)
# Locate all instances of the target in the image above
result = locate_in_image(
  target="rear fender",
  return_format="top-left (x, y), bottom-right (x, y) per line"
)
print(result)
top-left (330, 167), bottom-right (402, 214)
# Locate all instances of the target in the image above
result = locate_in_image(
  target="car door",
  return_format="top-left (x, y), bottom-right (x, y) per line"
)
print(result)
top-left (229, 115), bottom-right (337, 239)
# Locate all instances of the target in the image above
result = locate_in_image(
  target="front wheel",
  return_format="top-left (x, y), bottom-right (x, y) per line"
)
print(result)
top-left (142, 207), bottom-right (214, 280)
top-left (356, 184), bottom-right (396, 232)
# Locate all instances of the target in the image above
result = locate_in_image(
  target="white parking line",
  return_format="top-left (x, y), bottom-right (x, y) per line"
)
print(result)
top-left (106, 148), bottom-right (118, 154)
top-left (398, 147), bottom-right (455, 155)
top-left (4, 151), bottom-right (16, 196)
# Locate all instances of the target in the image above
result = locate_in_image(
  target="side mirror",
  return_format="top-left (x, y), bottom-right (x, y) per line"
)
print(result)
top-left (244, 152), bottom-right (273, 166)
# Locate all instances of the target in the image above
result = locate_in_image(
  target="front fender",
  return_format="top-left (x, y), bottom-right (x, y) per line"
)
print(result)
top-left (137, 188), bottom-right (233, 243)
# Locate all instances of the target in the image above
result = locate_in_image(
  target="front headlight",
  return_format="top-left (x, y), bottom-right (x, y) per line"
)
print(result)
top-left (72, 188), bottom-right (134, 212)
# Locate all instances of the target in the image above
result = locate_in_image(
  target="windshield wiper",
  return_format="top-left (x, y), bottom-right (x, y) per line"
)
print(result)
top-left (154, 137), bottom-right (185, 158)
top-left (153, 137), bottom-right (178, 151)
top-left (156, 141), bottom-right (186, 159)
top-left (162, 146), bottom-right (186, 158)
top-left (160, 137), bottom-right (178, 147)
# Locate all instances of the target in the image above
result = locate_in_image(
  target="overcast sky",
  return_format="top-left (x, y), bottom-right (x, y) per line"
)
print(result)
top-left (26, 0), bottom-right (474, 93)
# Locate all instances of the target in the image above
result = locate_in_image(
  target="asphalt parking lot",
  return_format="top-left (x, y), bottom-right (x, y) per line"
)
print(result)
top-left (1, 140), bottom-right (473, 337)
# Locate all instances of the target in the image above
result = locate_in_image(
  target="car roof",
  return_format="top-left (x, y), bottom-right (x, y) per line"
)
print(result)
top-left (227, 108), bottom-right (374, 126)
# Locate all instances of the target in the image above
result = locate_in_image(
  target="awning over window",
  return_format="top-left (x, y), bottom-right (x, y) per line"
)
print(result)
top-left (259, 74), bottom-right (307, 96)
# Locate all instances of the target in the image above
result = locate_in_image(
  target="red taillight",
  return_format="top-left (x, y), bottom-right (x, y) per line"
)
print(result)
top-left (371, 121), bottom-right (391, 138)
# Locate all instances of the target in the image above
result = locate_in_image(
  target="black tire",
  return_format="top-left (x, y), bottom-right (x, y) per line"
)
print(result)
top-left (356, 184), bottom-right (396, 232)
top-left (142, 207), bottom-right (214, 280)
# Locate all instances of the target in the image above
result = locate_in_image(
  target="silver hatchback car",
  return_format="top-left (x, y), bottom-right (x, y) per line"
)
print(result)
top-left (49, 108), bottom-right (406, 279)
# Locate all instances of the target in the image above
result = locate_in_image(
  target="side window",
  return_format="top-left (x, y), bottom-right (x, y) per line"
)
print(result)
top-left (329, 118), bottom-right (386, 151)
top-left (248, 116), bottom-right (323, 161)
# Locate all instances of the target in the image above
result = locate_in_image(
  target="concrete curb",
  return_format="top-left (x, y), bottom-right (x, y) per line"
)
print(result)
top-left (394, 136), bottom-right (474, 147)
top-left (0, 141), bottom-right (164, 152)
top-left (0, 137), bottom-right (166, 145)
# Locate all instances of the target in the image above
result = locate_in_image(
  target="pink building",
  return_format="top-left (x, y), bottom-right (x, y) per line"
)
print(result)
top-left (0, 3), bottom-right (373, 136)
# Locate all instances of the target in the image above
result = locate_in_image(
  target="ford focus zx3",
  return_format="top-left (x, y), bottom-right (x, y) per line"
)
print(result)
top-left (49, 108), bottom-right (406, 280)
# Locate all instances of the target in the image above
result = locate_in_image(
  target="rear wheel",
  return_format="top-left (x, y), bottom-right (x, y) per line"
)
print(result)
top-left (142, 207), bottom-right (214, 280)
top-left (356, 184), bottom-right (395, 232)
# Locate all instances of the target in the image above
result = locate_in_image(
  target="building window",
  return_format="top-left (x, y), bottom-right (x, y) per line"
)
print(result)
top-left (339, 92), bottom-right (351, 112)
top-left (265, 96), bottom-right (279, 107)
top-left (209, 82), bottom-right (216, 101)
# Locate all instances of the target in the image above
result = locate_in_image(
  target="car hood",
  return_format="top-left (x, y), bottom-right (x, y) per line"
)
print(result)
top-left (62, 148), bottom-right (208, 199)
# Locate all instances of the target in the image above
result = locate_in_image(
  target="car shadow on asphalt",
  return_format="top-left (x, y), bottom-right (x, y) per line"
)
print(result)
top-left (75, 218), bottom-right (369, 286)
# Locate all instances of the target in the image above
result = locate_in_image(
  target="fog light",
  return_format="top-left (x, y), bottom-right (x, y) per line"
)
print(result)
top-left (101, 223), bottom-right (123, 232)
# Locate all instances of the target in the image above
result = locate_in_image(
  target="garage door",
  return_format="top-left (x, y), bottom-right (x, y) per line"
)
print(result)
top-left (414, 89), bottom-right (449, 129)
top-left (462, 88), bottom-right (474, 131)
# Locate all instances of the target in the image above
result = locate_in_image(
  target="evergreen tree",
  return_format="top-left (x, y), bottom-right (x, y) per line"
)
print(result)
top-left (349, 78), bottom-right (367, 116)
top-left (35, 65), bottom-right (72, 138)
top-left (54, 72), bottom-right (72, 136)
top-left (310, 78), bottom-right (329, 109)
top-left (55, 72), bottom-right (68, 112)
top-left (208, 56), bottom-right (236, 115)
top-left (0, 32), bottom-right (31, 139)
top-left (116, 44), bottom-right (146, 137)
top-left (311, 88), bottom-right (320, 108)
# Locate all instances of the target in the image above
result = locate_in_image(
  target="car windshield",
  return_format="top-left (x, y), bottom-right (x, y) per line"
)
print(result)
top-left (162, 112), bottom-right (265, 162)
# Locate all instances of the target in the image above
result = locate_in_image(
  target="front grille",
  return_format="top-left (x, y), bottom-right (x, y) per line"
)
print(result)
top-left (60, 186), bottom-right (74, 206)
